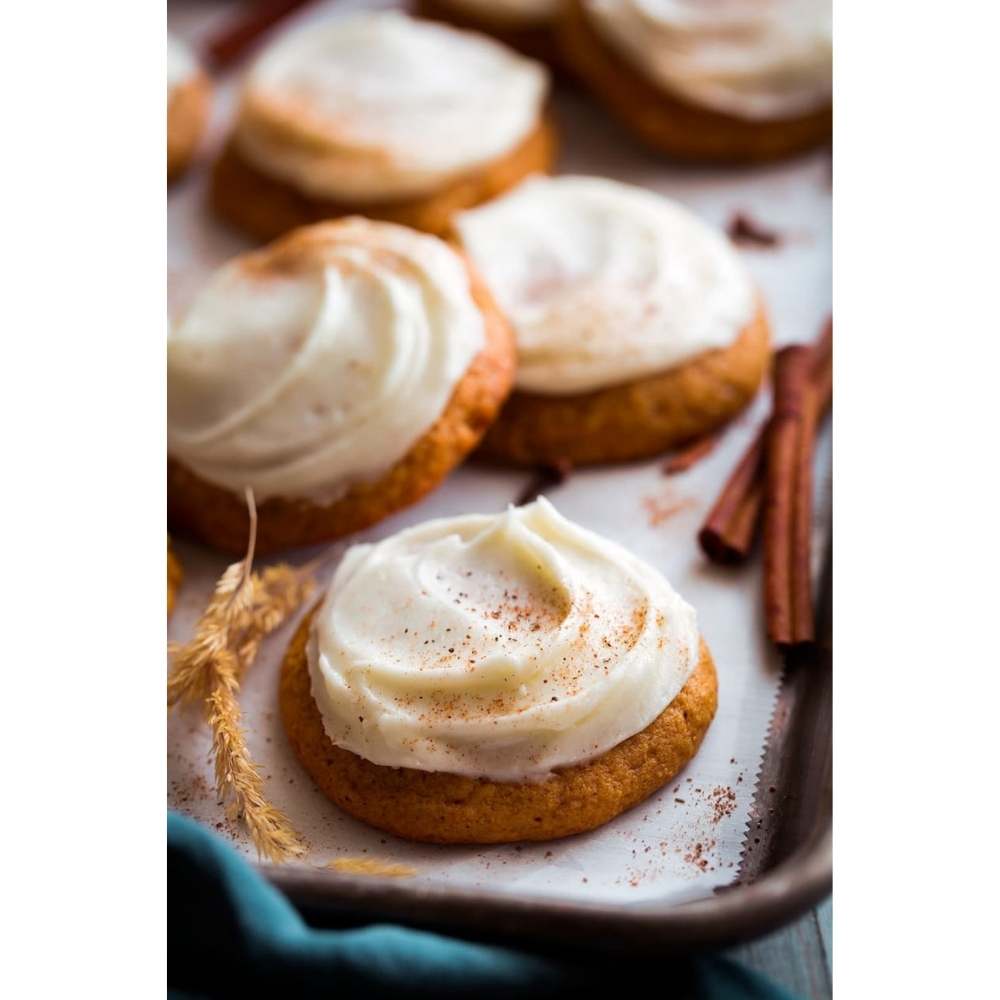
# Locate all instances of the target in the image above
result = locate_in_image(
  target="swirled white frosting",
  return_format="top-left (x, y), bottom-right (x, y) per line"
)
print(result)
top-left (234, 11), bottom-right (549, 202)
top-left (583, 0), bottom-right (832, 120)
top-left (308, 498), bottom-right (700, 781)
top-left (454, 175), bottom-right (755, 395)
top-left (167, 33), bottom-right (197, 100)
top-left (167, 218), bottom-right (484, 502)
top-left (441, 0), bottom-right (562, 27)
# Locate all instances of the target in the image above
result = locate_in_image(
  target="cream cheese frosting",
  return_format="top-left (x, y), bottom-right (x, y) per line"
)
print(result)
top-left (167, 218), bottom-right (484, 502)
top-left (167, 33), bottom-right (197, 100)
top-left (307, 498), bottom-right (700, 781)
top-left (454, 174), bottom-right (755, 395)
top-left (442, 0), bottom-right (562, 27)
top-left (582, 0), bottom-right (832, 121)
top-left (234, 11), bottom-right (550, 202)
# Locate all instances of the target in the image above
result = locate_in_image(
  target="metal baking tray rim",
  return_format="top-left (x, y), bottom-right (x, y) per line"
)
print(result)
top-left (260, 821), bottom-right (830, 953)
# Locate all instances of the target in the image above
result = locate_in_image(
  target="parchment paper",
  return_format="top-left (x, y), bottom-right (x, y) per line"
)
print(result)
top-left (167, 0), bottom-right (831, 907)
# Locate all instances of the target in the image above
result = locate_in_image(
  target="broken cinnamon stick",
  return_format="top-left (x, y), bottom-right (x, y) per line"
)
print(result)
top-left (203, 0), bottom-right (317, 71)
top-left (727, 212), bottom-right (782, 248)
top-left (662, 431), bottom-right (721, 475)
top-left (764, 346), bottom-right (816, 648)
top-left (515, 459), bottom-right (573, 506)
top-left (698, 318), bottom-right (832, 564)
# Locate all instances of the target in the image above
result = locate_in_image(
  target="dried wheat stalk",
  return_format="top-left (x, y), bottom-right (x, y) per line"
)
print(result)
top-left (167, 489), bottom-right (315, 861)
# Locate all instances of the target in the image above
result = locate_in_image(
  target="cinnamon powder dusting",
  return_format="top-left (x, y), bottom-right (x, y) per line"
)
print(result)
top-left (683, 839), bottom-right (716, 872)
top-left (709, 785), bottom-right (737, 824)
top-left (642, 491), bottom-right (695, 527)
top-left (379, 575), bottom-right (647, 739)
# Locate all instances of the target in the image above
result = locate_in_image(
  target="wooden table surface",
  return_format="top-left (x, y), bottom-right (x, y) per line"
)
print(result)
top-left (727, 897), bottom-right (832, 999)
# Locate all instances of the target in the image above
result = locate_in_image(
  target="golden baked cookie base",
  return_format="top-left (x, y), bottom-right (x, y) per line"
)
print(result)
top-left (210, 118), bottom-right (557, 242)
top-left (413, 0), bottom-right (560, 66)
top-left (167, 72), bottom-right (211, 183)
top-left (167, 540), bottom-right (182, 617)
top-left (479, 303), bottom-right (771, 466)
top-left (559, 0), bottom-right (831, 164)
top-left (168, 249), bottom-right (516, 555)
top-left (280, 607), bottom-right (718, 844)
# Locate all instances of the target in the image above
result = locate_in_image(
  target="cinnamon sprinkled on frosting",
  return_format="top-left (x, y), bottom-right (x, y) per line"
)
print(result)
top-left (307, 498), bottom-right (700, 781)
top-left (454, 176), bottom-right (755, 394)
top-left (167, 218), bottom-right (484, 502)
top-left (234, 11), bottom-right (549, 202)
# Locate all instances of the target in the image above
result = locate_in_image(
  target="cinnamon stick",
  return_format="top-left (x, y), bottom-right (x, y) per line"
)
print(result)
top-left (764, 346), bottom-right (816, 648)
top-left (810, 318), bottom-right (833, 412)
top-left (203, 0), bottom-right (318, 70)
top-left (697, 429), bottom-right (766, 563)
top-left (515, 459), bottom-right (573, 506)
top-left (698, 318), bottom-right (832, 564)
top-left (727, 212), bottom-right (782, 248)
top-left (662, 431), bottom-right (721, 475)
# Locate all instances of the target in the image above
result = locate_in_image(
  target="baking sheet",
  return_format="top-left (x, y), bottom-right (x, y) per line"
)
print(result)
top-left (167, 0), bottom-right (832, 908)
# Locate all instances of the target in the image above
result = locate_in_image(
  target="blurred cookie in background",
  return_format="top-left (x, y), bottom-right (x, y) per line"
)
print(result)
top-left (559, 0), bottom-right (831, 162)
top-left (167, 33), bottom-right (211, 182)
top-left (210, 11), bottom-right (555, 241)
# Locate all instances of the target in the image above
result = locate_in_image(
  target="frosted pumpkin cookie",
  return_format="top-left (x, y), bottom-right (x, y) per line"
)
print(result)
top-left (168, 218), bottom-right (515, 554)
top-left (558, 0), bottom-right (832, 163)
top-left (167, 33), bottom-right (211, 182)
top-left (451, 175), bottom-right (770, 466)
top-left (414, 0), bottom-right (562, 63)
top-left (211, 11), bottom-right (555, 241)
top-left (281, 498), bottom-right (717, 843)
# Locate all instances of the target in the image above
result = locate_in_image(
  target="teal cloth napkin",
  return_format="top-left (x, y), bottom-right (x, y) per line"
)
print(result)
top-left (168, 812), bottom-right (799, 999)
